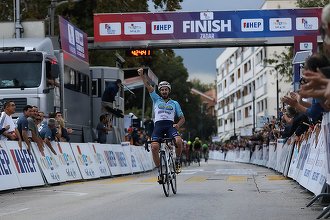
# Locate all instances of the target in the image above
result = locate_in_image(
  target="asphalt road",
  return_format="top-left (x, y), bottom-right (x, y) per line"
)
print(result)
top-left (0, 160), bottom-right (325, 220)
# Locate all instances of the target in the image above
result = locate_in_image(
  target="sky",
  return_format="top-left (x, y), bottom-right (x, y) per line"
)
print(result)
top-left (149, 0), bottom-right (265, 84)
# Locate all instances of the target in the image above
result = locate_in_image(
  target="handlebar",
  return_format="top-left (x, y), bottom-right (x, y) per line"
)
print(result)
top-left (144, 138), bottom-right (177, 152)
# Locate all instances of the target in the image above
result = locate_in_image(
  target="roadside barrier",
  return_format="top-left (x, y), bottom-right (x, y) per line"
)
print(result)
top-left (209, 113), bottom-right (330, 217)
top-left (0, 140), bottom-right (155, 191)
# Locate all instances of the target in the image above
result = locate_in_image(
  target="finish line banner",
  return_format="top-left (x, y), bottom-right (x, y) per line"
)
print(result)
top-left (94, 8), bottom-right (321, 48)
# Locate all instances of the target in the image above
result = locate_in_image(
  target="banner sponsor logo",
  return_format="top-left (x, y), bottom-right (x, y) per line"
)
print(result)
top-left (99, 23), bottom-right (121, 36)
top-left (124, 22), bottom-right (146, 35)
top-left (131, 155), bottom-right (137, 168)
top-left (152, 21), bottom-right (173, 34)
top-left (200, 12), bottom-right (214, 20)
top-left (299, 42), bottom-right (313, 50)
top-left (241, 19), bottom-right (264, 32)
top-left (269, 18), bottom-right (292, 31)
top-left (10, 149), bottom-right (37, 173)
top-left (104, 151), bottom-right (117, 167)
top-left (296, 17), bottom-right (318, 30)
top-left (115, 152), bottom-right (127, 167)
top-left (0, 149), bottom-right (11, 175)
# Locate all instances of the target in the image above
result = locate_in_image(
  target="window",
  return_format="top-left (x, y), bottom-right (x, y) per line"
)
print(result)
top-left (245, 107), bottom-right (249, 118)
top-left (244, 60), bottom-right (251, 73)
top-left (219, 119), bottom-right (223, 127)
top-left (224, 80), bottom-right (227, 88)
top-left (255, 49), bottom-right (264, 65)
top-left (64, 66), bottom-right (90, 95)
top-left (237, 110), bottom-right (242, 121)
top-left (230, 54), bottom-right (235, 64)
top-left (92, 79), bottom-right (101, 97)
top-left (237, 68), bottom-right (241, 78)
top-left (230, 74), bottom-right (235, 84)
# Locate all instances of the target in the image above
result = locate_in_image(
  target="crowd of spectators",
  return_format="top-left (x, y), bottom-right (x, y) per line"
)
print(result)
top-left (0, 101), bottom-right (72, 155)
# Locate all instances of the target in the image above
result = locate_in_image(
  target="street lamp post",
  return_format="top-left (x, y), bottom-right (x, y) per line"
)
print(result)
top-left (276, 71), bottom-right (279, 120)
top-left (49, 0), bottom-right (81, 36)
top-left (233, 105), bottom-right (236, 138)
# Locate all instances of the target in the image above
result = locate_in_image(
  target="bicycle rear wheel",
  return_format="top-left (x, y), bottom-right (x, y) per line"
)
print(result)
top-left (160, 151), bottom-right (170, 197)
top-left (169, 154), bottom-right (177, 194)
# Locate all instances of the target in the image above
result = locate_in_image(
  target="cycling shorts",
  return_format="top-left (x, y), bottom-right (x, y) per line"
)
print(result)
top-left (151, 120), bottom-right (179, 141)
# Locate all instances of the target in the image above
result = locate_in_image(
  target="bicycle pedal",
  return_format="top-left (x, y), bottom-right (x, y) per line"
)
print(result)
top-left (157, 176), bottom-right (164, 184)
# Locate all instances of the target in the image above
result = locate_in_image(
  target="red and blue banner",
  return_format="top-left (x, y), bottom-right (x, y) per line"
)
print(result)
top-left (94, 8), bottom-right (321, 47)
top-left (59, 16), bottom-right (89, 63)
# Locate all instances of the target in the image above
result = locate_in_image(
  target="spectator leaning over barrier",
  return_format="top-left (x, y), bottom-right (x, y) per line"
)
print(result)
top-left (299, 4), bottom-right (330, 105)
top-left (39, 118), bottom-right (57, 155)
top-left (28, 106), bottom-right (45, 154)
top-left (283, 106), bottom-right (309, 139)
top-left (0, 101), bottom-right (22, 149)
top-left (16, 105), bottom-right (33, 152)
top-left (284, 54), bottom-right (329, 122)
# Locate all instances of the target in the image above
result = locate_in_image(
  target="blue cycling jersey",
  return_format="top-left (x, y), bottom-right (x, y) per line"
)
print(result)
top-left (149, 90), bottom-right (184, 122)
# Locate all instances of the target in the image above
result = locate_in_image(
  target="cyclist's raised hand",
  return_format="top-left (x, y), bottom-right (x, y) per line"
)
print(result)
top-left (137, 68), bottom-right (144, 76)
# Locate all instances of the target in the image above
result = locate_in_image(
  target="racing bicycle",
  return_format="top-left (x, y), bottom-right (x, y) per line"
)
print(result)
top-left (145, 137), bottom-right (177, 197)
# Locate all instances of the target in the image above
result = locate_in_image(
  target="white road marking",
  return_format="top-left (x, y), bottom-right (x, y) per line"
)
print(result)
top-left (38, 190), bottom-right (88, 196)
top-left (215, 169), bottom-right (257, 175)
top-left (0, 208), bottom-right (29, 217)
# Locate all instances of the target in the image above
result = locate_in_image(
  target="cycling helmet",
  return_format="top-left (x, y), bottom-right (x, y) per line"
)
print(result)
top-left (195, 137), bottom-right (199, 141)
top-left (158, 81), bottom-right (171, 91)
top-left (187, 141), bottom-right (192, 145)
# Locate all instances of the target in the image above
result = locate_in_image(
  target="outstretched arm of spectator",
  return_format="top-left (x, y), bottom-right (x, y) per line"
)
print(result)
top-left (44, 138), bottom-right (57, 155)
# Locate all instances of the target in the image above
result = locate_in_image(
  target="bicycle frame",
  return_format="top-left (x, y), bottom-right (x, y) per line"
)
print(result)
top-left (145, 138), bottom-right (177, 197)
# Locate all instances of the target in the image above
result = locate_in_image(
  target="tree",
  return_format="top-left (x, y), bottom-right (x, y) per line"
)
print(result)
top-left (297, 0), bottom-right (328, 7)
top-left (264, 47), bottom-right (293, 82)
top-left (190, 78), bottom-right (215, 92)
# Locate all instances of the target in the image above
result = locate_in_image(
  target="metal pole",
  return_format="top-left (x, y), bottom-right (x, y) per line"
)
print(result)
top-left (50, 0), bottom-right (56, 36)
top-left (233, 106), bottom-right (236, 137)
top-left (253, 95), bottom-right (255, 134)
top-left (142, 85), bottom-right (146, 127)
top-left (276, 71), bottom-right (279, 120)
top-left (15, 0), bottom-right (22, 38)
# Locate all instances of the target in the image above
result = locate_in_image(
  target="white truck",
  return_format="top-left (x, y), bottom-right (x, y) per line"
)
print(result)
top-left (0, 37), bottom-right (126, 143)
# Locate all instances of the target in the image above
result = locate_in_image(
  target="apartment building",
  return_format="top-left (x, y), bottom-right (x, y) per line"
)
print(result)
top-left (216, 0), bottom-right (296, 141)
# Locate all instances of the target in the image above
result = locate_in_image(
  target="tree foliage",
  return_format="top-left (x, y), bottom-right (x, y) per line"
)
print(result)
top-left (264, 47), bottom-right (293, 82)
top-left (297, 0), bottom-right (328, 7)
top-left (190, 78), bottom-right (215, 92)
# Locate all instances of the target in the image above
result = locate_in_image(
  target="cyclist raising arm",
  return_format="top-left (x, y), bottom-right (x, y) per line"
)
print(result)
top-left (138, 68), bottom-right (185, 175)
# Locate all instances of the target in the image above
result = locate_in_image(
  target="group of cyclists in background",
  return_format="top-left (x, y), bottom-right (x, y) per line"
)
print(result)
top-left (182, 137), bottom-right (209, 167)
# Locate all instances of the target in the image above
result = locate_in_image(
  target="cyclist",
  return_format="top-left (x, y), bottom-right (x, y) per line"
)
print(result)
top-left (202, 142), bottom-right (209, 162)
top-left (193, 137), bottom-right (202, 164)
top-left (138, 68), bottom-right (185, 182)
top-left (187, 140), bottom-right (192, 165)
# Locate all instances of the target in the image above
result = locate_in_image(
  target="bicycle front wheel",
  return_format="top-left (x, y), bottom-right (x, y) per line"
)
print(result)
top-left (169, 154), bottom-right (177, 194)
top-left (160, 151), bottom-right (170, 197)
